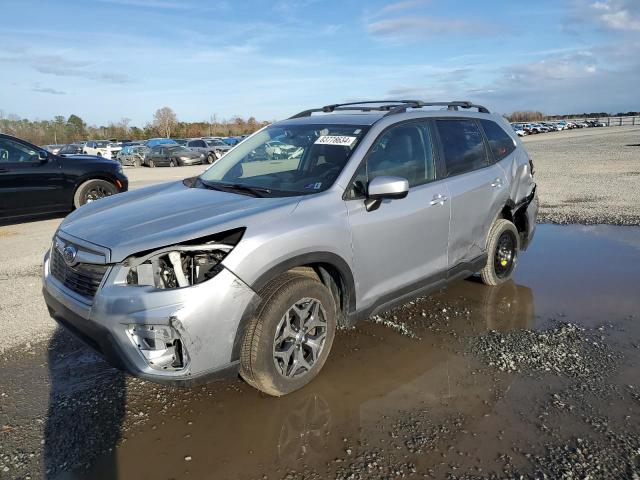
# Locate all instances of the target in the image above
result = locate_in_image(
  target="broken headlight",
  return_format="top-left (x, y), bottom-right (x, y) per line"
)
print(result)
top-left (124, 228), bottom-right (244, 289)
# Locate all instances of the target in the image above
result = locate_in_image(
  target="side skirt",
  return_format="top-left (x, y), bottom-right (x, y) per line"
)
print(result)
top-left (351, 253), bottom-right (487, 323)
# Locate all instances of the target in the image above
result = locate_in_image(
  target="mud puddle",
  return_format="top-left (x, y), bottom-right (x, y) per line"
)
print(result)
top-left (1, 224), bottom-right (639, 479)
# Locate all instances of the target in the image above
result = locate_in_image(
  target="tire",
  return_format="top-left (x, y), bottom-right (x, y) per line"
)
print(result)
top-left (97, 152), bottom-right (102, 157)
top-left (133, 157), bottom-right (141, 168)
top-left (169, 159), bottom-right (176, 167)
top-left (240, 273), bottom-right (337, 396)
top-left (207, 153), bottom-right (215, 164)
top-left (480, 219), bottom-right (520, 286)
top-left (148, 159), bottom-right (155, 168)
top-left (73, 179), bottom-right (117, 208)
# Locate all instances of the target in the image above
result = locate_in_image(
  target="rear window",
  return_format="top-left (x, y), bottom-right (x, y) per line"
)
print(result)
top-left (480, 120), bottom-right (516, 162)
top-left (436, 119), bottom-right (487, 176)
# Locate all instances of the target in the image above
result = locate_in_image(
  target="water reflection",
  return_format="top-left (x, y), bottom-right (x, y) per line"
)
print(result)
top-left (74, 278), bottom-right (534, 479)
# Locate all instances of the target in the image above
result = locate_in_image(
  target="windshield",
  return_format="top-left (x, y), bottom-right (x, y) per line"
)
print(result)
top-left (199, 124), bottom-right (368, 196)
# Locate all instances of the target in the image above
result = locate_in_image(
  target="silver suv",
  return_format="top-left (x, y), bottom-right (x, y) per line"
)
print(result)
top-left (42, 100), bottom-right (538, 396)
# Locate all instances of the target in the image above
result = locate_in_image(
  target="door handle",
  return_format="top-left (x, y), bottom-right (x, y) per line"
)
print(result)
top-left (430, 194), bottom-right (448, 206)
top-left (490, 178), bottom-right (503, 188)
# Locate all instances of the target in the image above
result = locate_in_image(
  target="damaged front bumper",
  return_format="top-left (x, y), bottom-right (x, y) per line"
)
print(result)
top-left (42, 249), bottom-right (259, 386)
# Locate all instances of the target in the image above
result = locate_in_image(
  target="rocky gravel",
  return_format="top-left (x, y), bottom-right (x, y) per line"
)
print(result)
top-left (468, 322), bottom-right (620, 379)
top-left (523, 126), bottom-right (640, 225)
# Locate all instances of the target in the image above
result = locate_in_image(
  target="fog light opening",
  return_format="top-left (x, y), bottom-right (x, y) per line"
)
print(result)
top-left (126, 325), bottom-right (188, 372)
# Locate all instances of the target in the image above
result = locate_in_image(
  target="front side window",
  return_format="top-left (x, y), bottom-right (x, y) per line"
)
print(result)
top-left (0, 138), bottom-right (39, 163)
top-left (199, 124), bottom-right (368, 197)
top-left (480, 120), bottom-right (516, 162)
top-left (436, 119), bottom-right (487, 176)
top-left (346, 122), bottom-right (435, 199)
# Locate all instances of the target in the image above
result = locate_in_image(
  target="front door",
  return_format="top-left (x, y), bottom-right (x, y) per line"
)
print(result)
top-left (0, 137), bottom-right (66, 217)
top-left (344, 121), bottom-right (450, 310)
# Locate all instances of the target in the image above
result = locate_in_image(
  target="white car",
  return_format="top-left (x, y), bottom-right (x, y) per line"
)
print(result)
top-left (83, 140), bottom-right (112, 158)
top-left (510, 124), bottom-right (526, 136)
top-left (108, 142), bottom-right (122, 159)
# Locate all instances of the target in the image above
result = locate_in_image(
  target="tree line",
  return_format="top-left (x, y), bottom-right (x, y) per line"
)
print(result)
top-left (507, 110), bottom-right (639, 122)
top-left (0, 107), bottom-right (272, 146)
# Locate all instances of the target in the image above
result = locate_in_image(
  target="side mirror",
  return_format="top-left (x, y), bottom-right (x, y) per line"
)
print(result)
top-left (365, 176), bottom-right (409, 212)
top-left (38, 151), bottom-right (49, 162)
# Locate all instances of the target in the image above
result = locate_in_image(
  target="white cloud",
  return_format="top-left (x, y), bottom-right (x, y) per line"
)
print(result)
top-left (367, 16), bottom-right (495, 41)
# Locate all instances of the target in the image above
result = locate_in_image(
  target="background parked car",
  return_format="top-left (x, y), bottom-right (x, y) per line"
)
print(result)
top-left (144, 144), bottom-right (204, 167)
top-left (42, 144), bottom-right (64, 154)
top-left (145, 138), bottom-right (178, 148)
top-left (83, 140), bottom-right (112, 158)
top-left (0, 133), bottom-right (128, 221)
top-left (183, 138), bottom-right (228, 164)
top-left (57, 143), bottom-right (86, 156)
top-left (117, 145), bottom-right (147, 167)
top-left (204, 138), bottom-right (231, 159)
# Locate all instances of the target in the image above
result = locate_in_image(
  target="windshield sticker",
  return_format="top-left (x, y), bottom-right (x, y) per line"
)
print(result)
top-left (305, 182), bottom-right (323, 190)
top-left (314, 135), bottom-right (357, 147)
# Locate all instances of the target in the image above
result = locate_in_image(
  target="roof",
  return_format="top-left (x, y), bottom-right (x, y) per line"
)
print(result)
top-left (277, 112), bottom-right (387, 127)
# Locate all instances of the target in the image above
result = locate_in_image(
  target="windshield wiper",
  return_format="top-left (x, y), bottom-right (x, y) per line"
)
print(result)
top-left (199, 180), bottom-right (271, 197)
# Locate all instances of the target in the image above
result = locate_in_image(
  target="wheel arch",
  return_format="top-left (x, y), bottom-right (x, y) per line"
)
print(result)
top-left (499, 199), bottom-right (532, 250)
top-left (230, 251), bottom-right (356, 362)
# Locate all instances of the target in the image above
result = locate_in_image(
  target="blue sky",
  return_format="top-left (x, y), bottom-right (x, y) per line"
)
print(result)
top-left (1, 0), bottom-right (639, 126)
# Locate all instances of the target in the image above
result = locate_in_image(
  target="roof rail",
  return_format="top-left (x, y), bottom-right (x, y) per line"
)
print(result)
top-left (384, 100), bottom-right (490, 116)
top-left (289, 100), bottom-right (425, 119)
top-left (289, 100), bottom-right (489, 119)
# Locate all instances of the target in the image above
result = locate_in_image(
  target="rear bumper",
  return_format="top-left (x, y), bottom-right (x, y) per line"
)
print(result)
top-left (42, 249), bottom-right (258, 387)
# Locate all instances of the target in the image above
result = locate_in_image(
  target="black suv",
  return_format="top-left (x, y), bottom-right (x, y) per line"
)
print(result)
top-left (0, 133), bottom-right (128, 221)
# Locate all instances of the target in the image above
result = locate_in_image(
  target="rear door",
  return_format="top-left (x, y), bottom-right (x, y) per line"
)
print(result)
top-left (345, 120), bottom-right (450, 310)
top-left (0, 137), bottom-right (67, 217)
top-left (434, 118), bottom-right (508, 268)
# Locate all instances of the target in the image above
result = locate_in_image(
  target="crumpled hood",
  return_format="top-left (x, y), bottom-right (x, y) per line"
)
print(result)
top-left (59, 180), bottom-right (300, 262)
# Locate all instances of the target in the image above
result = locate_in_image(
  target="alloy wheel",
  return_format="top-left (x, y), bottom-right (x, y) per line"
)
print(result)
top-left (273, 298), bottom-right (327, 379)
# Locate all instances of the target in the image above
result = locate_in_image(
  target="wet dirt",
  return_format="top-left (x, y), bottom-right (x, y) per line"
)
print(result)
top-left (0, 224), bottom-right (639, 479)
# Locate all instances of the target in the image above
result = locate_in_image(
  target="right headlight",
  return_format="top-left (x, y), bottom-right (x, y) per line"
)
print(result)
top-left (123, 228), bottom-right (244, 289)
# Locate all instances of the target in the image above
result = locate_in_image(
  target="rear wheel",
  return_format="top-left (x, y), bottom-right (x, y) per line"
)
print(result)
top-left (480, 219), bottom-right (520, 286)
top-left (148, 159), bottom-right (155, 168)
top-left (133, 156), bottom-right (141, 168)
top-left (207, 153), bottom-right (215, 164)
top-left (73, 179), bottom-right (117, 208)
top-left (240, 273), bottom-right (337, 396)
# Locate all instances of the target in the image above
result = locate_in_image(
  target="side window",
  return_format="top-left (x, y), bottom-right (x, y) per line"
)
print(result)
top-left (346, 122), bottom-right (435, 199)
top-left (480, 120), bottom-right (516, 162)
top-left (436, 119), bottom-right (487, 176)
top-left (197, 140), bottom-right (207, 148)
top-left (0, 138), bottom-right (39, 163)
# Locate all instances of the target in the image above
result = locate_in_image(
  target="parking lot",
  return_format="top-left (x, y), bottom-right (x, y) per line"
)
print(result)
top-left (1, 127), bottom-right (639, 478)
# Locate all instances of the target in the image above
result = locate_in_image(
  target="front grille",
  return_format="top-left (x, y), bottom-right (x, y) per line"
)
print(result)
top-left (51, 248), bottom-right (109, 299)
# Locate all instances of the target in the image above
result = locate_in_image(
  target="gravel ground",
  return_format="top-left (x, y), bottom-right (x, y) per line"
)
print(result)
top-left (522, 126), bottom-right (640, 225)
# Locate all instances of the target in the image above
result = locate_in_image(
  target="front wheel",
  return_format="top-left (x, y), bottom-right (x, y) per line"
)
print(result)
top-left (207, 153), bottom-right (215, 164)
top-left (73, 179), bottom-right (117, 208)
top-left (480, 219), bottom-right (520, 286)
top-left (148, 159), bottom-right (155, 168)
top-left (169, 158), bottom-right (176, 167)
top-left (240, 273), bottom-right (337, 396)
